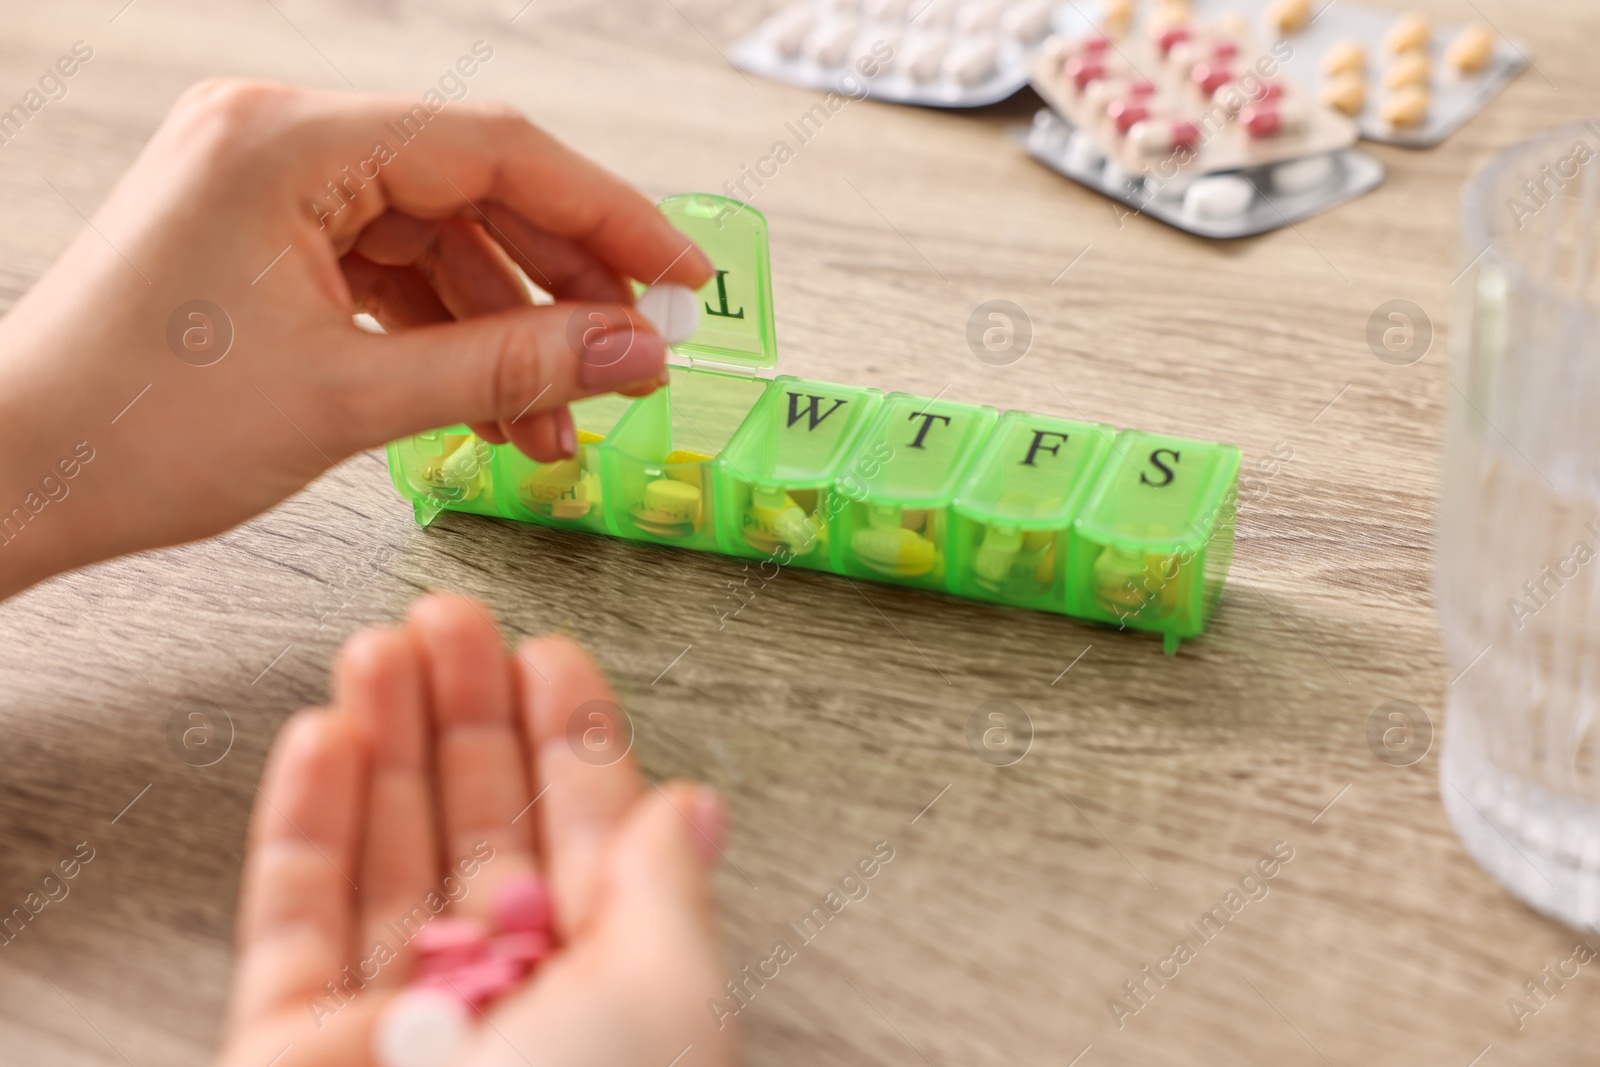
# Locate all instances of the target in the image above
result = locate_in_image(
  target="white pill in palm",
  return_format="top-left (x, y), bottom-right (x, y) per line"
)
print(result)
top-left (373, 990), bottom-right (473, 1067)
top-left (636, 284), bottom-right (703, 346)
top-left (1183, 174), bottom-right (1256, 219)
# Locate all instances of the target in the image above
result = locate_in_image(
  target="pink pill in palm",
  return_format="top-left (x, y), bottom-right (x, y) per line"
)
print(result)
top-left (492, 930), bottom-right (553, 968)
top-left (493, 873), bottom-right (553, 934)
top-left (412, 917), bottom-right (490, 959)
top-left (437, 956), bottom-right (525, 1008)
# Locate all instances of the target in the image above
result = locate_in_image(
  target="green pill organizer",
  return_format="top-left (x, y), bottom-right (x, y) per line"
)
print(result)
top-left (386, 194), bottom-right (1240, 652)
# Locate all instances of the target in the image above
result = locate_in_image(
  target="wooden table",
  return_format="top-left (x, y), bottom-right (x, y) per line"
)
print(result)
top-left (1, 0), bottom-right (1595, 1063)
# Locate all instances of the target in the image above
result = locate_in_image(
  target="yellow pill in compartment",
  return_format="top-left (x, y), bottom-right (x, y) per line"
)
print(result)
top-left (854, 525), bottom-right (937, 578)
top-left (744, 486), bottom-right (820, 557)
top-left (421, 435), bottom-right (488, 501)
top-left (973, 526), bottom-right (1024, 587)
top-left (1092, 546), bottom-right (1182, 615)
top-left (632, 477), bottom-right (703, 537)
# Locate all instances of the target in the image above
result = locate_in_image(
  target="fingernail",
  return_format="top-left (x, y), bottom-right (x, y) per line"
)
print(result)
top-left (555, 408), bottom-right (576, 459)
top-left (689, 787), bottom-right (725, 867)
top-left (579, 327), bottom-right (666, 391)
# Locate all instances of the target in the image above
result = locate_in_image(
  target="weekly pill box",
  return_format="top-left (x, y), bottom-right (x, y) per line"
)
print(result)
top-left (732, 0), bottom-right (1095, 108)
top-left (1021, 107), bottom-right (1384, 238)
top-left (1197, 0), bottom-right (1527, 147)
top-left (386, 194), bottom-right (1240, 652)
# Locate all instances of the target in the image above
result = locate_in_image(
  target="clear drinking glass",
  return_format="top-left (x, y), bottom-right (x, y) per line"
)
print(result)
top-left (1439, 120), bottom-right (1600, 928)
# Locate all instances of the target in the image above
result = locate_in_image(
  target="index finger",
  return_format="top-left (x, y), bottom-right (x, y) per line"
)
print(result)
top-left (253, 86), bottom-right (715, 291)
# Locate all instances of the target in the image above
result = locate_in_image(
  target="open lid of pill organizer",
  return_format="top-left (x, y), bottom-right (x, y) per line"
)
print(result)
top-left (655, 194), bottom-right (778, 373)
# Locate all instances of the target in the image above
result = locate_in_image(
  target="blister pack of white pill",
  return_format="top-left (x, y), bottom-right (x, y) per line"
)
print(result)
top-left (1195, 0), bottom-right (1528, 146)
top-left (1022, 107), bottom-right (1384, 238)
top-left (731, 0), bottom-right (1096, 107)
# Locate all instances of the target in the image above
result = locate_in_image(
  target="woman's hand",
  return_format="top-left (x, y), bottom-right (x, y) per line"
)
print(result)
top-left (0, 79), bottom-right (711, 598)
top-left (217, 593), bottom-right (735, 1067)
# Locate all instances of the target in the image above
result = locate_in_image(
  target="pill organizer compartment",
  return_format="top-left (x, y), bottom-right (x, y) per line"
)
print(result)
top-left (834, 393), bottom-right (998, 590)
top-left (715, 376), bottom-right (884, 568)
top-left (1064, 429), bottom-right (1240, 652)
top-left (950, 411), bottom-right (1116, 608)
top-left (594, 193), bottom-right (781, 551)
top-left (597, 367), bottom-right (768, 550)
top-left (388, 427), bottom-right (501, 525)
top-left (493, 393), bottom-right (634, 534)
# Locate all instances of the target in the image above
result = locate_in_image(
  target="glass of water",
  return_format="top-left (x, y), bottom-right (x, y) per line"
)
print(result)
top-left (1439, 120), bottom-right (1600, 928)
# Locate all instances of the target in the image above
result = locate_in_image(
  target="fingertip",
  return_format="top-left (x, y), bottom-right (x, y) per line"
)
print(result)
top-left (406, 592), bottom-right (496, 635)
top-left (505, 407), bottom-right (572, 463)
top-left (269, 707), bottom-right (329, 778)
top-left (470, 422), bottom-right (510, 446)
top-left (333, 626), bottom-right (402, 695)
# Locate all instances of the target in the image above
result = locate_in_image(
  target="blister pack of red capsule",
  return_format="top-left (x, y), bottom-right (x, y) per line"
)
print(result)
top-left (1031, 17), bottom-right (1359, 179)
top-left (1023, 11), bottom-right (1383, 237)
top-left (731, 0), bottom-right (1096, 108)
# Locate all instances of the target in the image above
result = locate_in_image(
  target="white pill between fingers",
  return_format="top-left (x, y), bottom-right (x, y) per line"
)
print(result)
top-left (1271, 153), bottom-right (1336, 195)
top-left (373, 990), bottom-right (473, 1067)
top-left (636, 284), bottom-right (703, 346)
top-left (1183, 174), bottom-right (1255, 219)
top-left (945, 38), bottom-right (999, 85)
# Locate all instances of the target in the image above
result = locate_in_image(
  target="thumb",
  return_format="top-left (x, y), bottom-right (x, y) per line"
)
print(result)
top-left (336, 301), bottom-right (667, 450)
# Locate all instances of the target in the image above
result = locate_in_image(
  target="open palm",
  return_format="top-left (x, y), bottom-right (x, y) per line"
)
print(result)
top-left (217, 594), bottom-right (735, 1067)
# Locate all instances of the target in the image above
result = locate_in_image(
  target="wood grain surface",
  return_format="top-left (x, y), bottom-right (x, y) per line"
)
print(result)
top-left (3, 0), bottom-right (1598, 1064)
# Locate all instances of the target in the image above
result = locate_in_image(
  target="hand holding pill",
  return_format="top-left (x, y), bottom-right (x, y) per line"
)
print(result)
top-left (0, 81), bottom-right (713, 600)
top-left (212, 594), bottom-right (735, 1067)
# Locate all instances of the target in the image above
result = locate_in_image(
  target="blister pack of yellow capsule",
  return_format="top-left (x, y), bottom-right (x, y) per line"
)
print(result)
top-left (386, 193), bottom-right (1240, 652)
